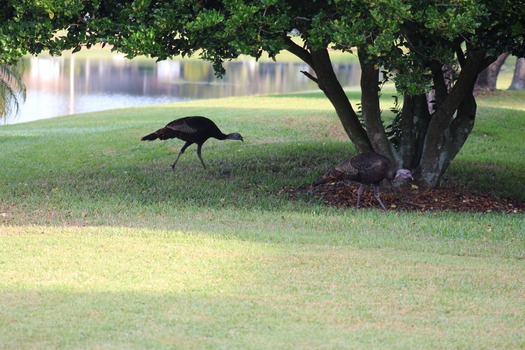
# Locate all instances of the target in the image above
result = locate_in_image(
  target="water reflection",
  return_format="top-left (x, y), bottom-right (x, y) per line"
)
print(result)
top-left (5, 54), bottom-right (361, 124)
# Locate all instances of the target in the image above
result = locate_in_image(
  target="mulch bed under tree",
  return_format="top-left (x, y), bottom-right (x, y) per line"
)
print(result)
top-left (282, 181), bottom-right (524, 213)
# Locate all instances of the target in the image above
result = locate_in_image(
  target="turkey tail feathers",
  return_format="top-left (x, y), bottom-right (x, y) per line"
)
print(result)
top-left (312, 168), bottom-right (341, 186)
top-left (312, 177), bottom-right (328, 187)
top-left (141, 127), bottom-right (175, 141)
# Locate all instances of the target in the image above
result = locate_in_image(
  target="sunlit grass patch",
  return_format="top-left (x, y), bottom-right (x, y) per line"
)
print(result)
top-left (1, 225), bottom-right (523, 348)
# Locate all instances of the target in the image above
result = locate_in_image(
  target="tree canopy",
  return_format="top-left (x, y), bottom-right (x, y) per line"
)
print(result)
top-left (1, 0), bottom-right (524, 187)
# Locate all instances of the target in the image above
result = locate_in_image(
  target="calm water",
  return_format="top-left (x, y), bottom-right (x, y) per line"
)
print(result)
top-left (4, 54), bottom-right (361, 125)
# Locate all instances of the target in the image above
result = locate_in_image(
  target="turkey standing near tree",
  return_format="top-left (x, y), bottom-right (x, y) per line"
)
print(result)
top-left (313, 152), bottom-right (413, 210)
top-left (141, 116), bottom-right (244, 169)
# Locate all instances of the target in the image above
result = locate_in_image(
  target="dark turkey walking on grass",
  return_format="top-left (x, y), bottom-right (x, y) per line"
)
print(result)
top-left (313, 152), bottom-right (413, 210)
top-left (141, 116), bottom-right (244, 169)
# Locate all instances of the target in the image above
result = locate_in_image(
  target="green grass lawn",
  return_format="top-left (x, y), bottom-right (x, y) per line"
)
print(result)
top-left (0, 91), bottom-right (524, 349)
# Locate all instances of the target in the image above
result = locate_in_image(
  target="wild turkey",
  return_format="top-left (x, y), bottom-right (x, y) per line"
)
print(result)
top-left (141, 116), bottom-right (244, 169)
top-left (313, 152), bottom-right (413, 210)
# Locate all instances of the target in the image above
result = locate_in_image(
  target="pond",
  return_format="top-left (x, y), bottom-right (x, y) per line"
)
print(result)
top-left (4, 54), bottom-right (361, 125)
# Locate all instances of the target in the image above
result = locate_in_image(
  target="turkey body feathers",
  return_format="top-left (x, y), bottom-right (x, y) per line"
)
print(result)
top-left (141, 116), bottom-right (243, 169)
top-left (141, 116), bottom-right (225, 142)
top-left (313, 152), bottom-right (412, 210)
top-left (314, 152), bottom-right (393, 186)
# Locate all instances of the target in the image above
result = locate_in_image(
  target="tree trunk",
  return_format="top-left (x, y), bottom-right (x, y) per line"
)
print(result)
top-left (417, 51), bottom-right (485, 187)
top-left (448, 93), bottom-right (477, 161)
top-left (474, 52), bottom-right (509, 93)
top-left (428, 63), bottom-right (454, 113)
top-left (399, 94), bottom-right (431, 170)
top-left (284, 37), bottom-right (373, 153)
top-left (509, 57), bottom-right (525, 90)
top-left (358, 50), bottom-right (398, 163)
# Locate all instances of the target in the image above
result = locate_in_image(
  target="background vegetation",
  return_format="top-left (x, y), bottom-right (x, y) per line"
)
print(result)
top-left (1, 91), bottom-right (524, 348)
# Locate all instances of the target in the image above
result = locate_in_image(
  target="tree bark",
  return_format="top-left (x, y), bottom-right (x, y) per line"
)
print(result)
top-left (449, 93), bottom-right (477, 161)
top-left (358, 50), bottom-right (398, 163)
top-left (399, 94), bottom-right (431, 169)
top-left (284, 37), bottom-right (373, 153)
top-left (509, 57), bottom-right (525, 90)
top-left (418, 50), bottom-right (485, 187)
top-left (474, 52), bottom-right (509, 93)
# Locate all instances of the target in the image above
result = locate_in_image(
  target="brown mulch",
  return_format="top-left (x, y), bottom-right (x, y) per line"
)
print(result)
top-left (281, 181), bottom-right (525, 213)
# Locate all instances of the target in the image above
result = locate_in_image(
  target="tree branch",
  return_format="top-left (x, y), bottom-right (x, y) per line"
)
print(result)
top-left (430, 61), bottom-right (448, 104)
top-left (308, 47), bottom-right (372, 152)
top-left (283, 35), bottom-right (314, 67)
top-left (358, 49), bottom-right (395, 160)
top-left (300, 70), bottom-right (318, 84)
top-left (453, 40), bottom-right (466, 68)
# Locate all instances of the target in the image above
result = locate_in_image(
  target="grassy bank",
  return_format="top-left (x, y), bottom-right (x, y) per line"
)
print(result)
top-left (1, 91), bottom-right (524, 348)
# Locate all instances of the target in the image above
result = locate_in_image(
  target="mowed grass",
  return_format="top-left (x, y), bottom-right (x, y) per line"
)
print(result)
top-left (1, 91), bottom-right (524, 349)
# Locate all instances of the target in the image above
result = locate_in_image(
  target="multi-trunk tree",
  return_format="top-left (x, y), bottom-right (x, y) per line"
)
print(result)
top-left (1, 0), bottom-right (524, 187)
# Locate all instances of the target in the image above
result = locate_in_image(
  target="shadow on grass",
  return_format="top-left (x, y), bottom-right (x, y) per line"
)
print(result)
top-left (446, 160), bottom-right (525, 201)
top-left (3, 139), bottom-right (525, 230)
